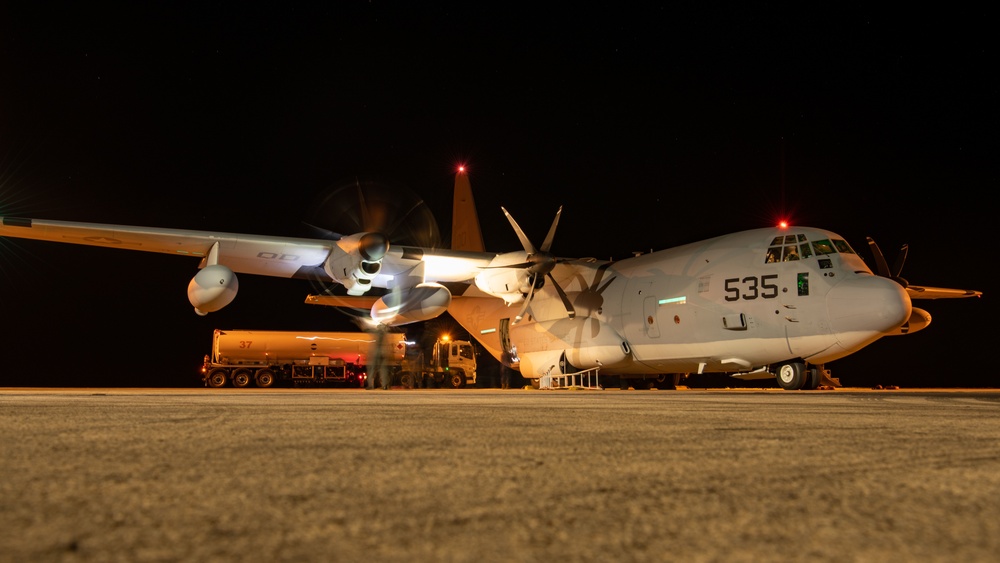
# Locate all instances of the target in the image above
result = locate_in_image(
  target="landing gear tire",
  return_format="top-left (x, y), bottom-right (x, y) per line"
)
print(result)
top-left (232, 369), bottom-right (252, 388)
top-left (655, 374), bottom-right (678, 390)
top-left (207, 368), bottom-right (228, 388)
top-left (619, 378), bottom-right (629, 390)
top-left (255, 369), bottom-right (275, 388)
top-left (776, 362), bottom-right (806, 390)
top-left (803, 367), bottom-right (821, 390)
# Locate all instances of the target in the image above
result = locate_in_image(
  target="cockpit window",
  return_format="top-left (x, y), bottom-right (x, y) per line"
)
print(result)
top-left (832, 239), bottom-right (856, 254)
top-left (798, 243), bottom-right (812, 259)
top-left (765, 233), bottom-right (853, 263)
top-left (811, 239), bottom-right (835, 255)
top-left (767, 242), bottom-right (803, 263)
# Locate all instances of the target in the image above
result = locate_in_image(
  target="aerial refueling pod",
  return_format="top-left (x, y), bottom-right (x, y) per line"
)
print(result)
top-left (371, 282), bottom-right (452, 326)
top-left (187, 264), bottom-right (238, 316)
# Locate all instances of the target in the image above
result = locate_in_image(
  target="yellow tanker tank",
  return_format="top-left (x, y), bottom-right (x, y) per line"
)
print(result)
top-left (212, 329), bottom-right (406, 366)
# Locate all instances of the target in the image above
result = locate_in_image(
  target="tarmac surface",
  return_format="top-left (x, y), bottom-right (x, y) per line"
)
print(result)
top-left (1, 387), bottom-right (999, 562)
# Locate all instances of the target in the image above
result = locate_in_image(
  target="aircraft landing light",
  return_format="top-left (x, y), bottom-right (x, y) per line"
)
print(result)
top-left (659, 296), bottom-right (687, 306)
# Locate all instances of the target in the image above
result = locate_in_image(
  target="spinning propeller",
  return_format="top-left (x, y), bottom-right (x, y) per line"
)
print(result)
top-left (500, 206), bottom-right (576, 324)
top-left (866, 236), bottom-right (909, 288)
top-left (302, 177), bottom-right (441, 325)
top-left (301, 178), bottom-right (439, 387)
top-left (303, 177), bottom-right (441, 247)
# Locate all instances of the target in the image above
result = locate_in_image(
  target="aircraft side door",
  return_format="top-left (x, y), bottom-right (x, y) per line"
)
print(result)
top-left (781, 269), bottom-right (831, 355)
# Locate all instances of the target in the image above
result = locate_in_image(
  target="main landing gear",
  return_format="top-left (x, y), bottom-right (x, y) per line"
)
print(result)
top-left (774, 361), bottom-right (823, 390)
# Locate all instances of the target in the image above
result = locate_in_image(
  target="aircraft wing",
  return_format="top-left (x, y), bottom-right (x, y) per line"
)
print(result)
top-left (906, 285), bottom-right (982, 299)
top-left (0, 216), bottom-right (495, 283)
top-left (0, 217), bottom-right (332, 277)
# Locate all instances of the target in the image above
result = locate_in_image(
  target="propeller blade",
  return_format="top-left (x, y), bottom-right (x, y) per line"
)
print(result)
top-left (513, 277), bottom-right (537, 324)
top-left (892, 244), bottom-right (908, 278)
top-left (354, 179), bottom-right (374, 232)
top-left (501, 207), bottom-right (537, 254)
top-left (501, 205), bottom-right (573, 323)
top-left (540, 206), bottom-right (562, 252)
top-left (547, 272), bottom-right (576, 319)
top-left (866, 237), bottom-right (891, 278)
top-left (867, 236), bottom-right (909, 288)
top-left (301, 221), bottom-right (343, 241)
top-left (483, 261), bottom-right (535, 270)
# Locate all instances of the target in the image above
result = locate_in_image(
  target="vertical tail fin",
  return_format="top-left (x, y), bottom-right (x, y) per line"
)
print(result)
top-left (450, 167), bottom-right (485, 252)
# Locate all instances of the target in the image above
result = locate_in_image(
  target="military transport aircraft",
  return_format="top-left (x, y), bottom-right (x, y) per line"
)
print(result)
top-left (0, 168), bottom-right (982, 390)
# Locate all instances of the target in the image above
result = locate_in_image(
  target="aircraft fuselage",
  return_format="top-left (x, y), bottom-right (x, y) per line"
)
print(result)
top-left (448, 227), bottom-right (912, 382)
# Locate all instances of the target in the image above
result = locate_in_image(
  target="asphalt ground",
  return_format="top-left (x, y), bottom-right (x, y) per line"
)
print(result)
top-left (1, 388), bottom-right (999, 562)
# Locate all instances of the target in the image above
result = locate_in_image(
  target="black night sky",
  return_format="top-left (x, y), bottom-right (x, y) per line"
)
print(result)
top-left (0, 4), bottom-right (994, 387)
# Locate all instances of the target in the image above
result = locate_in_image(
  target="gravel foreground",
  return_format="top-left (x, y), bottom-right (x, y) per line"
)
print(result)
top-left (1, 388), bottom-right (998, 562)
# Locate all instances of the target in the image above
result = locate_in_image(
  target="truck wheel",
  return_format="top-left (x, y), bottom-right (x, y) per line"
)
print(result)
top-left (207, 368), bottom-right (228, 388)
top-left (400, 372), bottom-right (415, 389)
top-left (255, 369), bottom-right (275, 388)
top-left (447, 370), bottom-right (464, 389)
top-left (232, 369), bottom-right (252, 388)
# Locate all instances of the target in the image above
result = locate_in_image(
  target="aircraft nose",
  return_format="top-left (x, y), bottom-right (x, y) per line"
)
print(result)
top-left (827, 275), bottom-right (912, 335)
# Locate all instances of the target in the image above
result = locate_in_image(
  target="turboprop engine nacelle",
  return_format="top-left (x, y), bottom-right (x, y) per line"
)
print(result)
top-left (474, 251), bottom-right (532, 305)
top-left (188, 264), bottom-right (238, 316)
top-left (371, 282), bottom-right (452, 326)
top-left (323, 232), bottom-right (389, 296)
top-left (514, 318), bottom-right (630, 377)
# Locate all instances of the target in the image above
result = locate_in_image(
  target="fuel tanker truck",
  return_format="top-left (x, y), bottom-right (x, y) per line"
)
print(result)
top-left (201, 329), bottom-right (477, 389)
top-left (201, 329), bottom-right (406, 388)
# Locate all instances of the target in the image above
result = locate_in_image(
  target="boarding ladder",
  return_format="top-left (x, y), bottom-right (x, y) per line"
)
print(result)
top-left (539, 367), bottom-right (601, 390)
